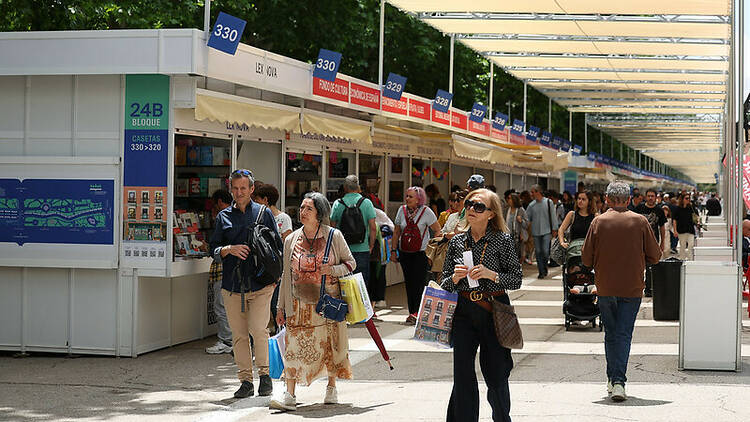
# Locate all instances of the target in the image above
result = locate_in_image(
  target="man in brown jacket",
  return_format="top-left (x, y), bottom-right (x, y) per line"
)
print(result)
top-left (582, 180), bottom-right (661, 402)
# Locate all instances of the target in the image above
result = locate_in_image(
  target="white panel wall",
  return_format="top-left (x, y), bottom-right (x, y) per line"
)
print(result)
top-left (0, 76), bottom-right (25, 155)
top-left (171, 274), bottom-right (207, 345)
top-left (495, 172), bottom-right (510, 195)
top-left (72, 269), bottom-right (118, 352)
top-left (25, 268), bottom-right (69, 349)
top-left (137, 277), bottom-right (171, 354)
top-left (0, 74), bottom-right (121, 158)
top-left (238, 140), bottom-right (282, 189)
top-left (0, 268), bottom-right (22, 348)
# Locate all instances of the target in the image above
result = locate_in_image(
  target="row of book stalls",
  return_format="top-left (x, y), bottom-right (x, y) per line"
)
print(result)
top-left (0, 29), bottom-right (688, 358)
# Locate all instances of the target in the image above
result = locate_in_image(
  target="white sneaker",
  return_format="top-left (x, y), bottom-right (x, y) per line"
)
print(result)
top-left (269, 391), bottom-right (297, 411)
top-left (205, 340), bottom-right (232, 354)
top-left (324, 386), bottom-right (338, 404)
top-left (607, 380), bottom-right (613, 395)
top-left (610, 384), bottom-right (627, 402)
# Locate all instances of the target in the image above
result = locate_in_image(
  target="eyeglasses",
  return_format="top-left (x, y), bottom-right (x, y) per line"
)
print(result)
top-left (464, 199), bottom-right (488, 213)
top-left (231, 169), bottom-right (253, 177)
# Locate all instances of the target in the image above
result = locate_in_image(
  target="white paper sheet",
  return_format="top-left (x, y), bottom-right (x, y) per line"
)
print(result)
top-left (463, 250), bottom-right (479, 288)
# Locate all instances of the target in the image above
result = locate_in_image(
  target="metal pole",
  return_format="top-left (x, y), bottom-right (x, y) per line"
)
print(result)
top-left (204, 0), bottom-right (211, 34)
top-left (620, 141), bottom-right (623, 161)
top-left (584, 113), bottom-right (588, 152)
top-left (599, 130), bottom-right (603, 154)
top-left (568, 111), bottom-right (572, 146)
top-left (736, 0), bottom-right (744, 264)
top-left (449, 34), bottom-right (455, 93)
top-left (489, 62), bottom-right (494, 118)
top-left (507, 101), bottom-right (511, 122)
top-left (523, 81), bottom-right (527, 131)
top-left (548, 97), bottom-right (552, 132)
top-left (378, 0), bottom-right (385, 89)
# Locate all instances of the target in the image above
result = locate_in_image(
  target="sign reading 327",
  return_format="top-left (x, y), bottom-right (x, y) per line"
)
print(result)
top-left (207, 12), bottom-right (246, 55)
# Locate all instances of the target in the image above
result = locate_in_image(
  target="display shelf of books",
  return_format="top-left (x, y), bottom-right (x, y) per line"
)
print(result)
top-left (173, 134), bottom-right (230, 261)
top-left (284, 153), bottom-right (322, 224)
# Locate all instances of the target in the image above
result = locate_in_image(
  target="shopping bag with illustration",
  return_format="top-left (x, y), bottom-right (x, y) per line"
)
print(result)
top-left (268, 327), bottom-right (286, 379)
top-left (339, 272), bottom-right (370, 324)
top-left (413, 283), bottom-right (458, 349)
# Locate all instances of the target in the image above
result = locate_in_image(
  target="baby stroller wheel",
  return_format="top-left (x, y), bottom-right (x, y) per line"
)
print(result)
top-left (565, 318), bottom-right (571, 331)
top-left (598, 318), bottom-right (603, 332)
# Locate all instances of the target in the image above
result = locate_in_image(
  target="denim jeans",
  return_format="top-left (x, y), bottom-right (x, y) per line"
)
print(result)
top-left (598, 296), bottom-right (642, 385)
top-left (212, 281), bottom-right (232, 344)
top-left (352, 251), bottom-right (371, 287)
top-left (533, 233), bottom-right (551, 276)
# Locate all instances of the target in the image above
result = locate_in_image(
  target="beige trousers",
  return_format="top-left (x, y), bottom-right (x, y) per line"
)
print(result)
top-left (678, 233), bottom-right (695, 261)
top-left (222, 284), bottom-right (275, 381)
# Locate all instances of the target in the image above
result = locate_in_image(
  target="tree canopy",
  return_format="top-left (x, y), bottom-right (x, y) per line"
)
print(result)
top-left (0, 0), bottom-right (687, 180)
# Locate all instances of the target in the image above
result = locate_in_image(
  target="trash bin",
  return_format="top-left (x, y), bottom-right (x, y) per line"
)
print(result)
top-left (651, 257), bottom-right (683, 320)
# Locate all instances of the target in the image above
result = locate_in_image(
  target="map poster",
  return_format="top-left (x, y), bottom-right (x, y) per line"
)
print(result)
top-left (0, 179), bottom-right (114, 245)
top-left (122, 74), bottom-right (170, 266)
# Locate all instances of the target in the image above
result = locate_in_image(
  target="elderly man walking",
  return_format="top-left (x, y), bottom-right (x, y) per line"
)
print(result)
top-left (582, 181), bottom-right (661, 402)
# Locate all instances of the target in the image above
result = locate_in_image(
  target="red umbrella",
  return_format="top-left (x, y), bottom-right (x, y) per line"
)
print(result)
top-left (364, 317), bottom-right (393, 370)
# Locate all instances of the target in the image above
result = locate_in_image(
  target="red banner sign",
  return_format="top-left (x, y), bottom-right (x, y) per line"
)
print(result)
top-left (509, 132), bottom-right (525, 145)
top-left (743, 154), bottom-right (750, 210)
top-left (349, 82), bottom-right (380, 110)
top-left (490, 127), bottom-right (508, 142)
top-left (468, 120), bottom-right (490, 137)
top-left (451, 111), bottom-right (467, 130)
top-left (313, 77), bottom-right (349, 103)
top-left (432, 108), bottom-right (450, 126)
top-left (408, 98), bottom-right (430, 121)
top-left (382, 96), bottom-right (408, 115)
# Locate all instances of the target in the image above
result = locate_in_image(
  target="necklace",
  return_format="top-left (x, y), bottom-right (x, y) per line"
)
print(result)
top-left (302, 224), bottom-right (321, 254)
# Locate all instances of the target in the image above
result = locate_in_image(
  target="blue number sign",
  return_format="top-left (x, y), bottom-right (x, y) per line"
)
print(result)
top-left (493, 112), bottom-right (508, 129)
top-left (383, 72), bottom-right (407, 100)
top-left (572, 144), bottom-right (583, 155)
top-left (540, 131), bottom-right (552, 146)
top-left (433, 89), bottom-right (453, 113)
top-left (313, 48), bottom-right (343, 82)
top-left (527, 125), bottom-right (540, 142)
top-left (510, 119), bottom-right (524, 135)
top-left (207, 12), bottom-right (246, 55)
top-left (469, 103), bottom-right (487, 123)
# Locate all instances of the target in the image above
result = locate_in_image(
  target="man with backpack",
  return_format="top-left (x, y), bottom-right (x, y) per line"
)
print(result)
top-left (330, 175), bottom-right (377, 289)
top-left (209, 169), bottom-right (283, 399)
top-left (527, 184), bottom-right (559, 279)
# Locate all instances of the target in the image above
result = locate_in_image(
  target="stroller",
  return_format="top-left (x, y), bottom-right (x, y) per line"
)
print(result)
top-left (562, 239), bottom-right (602, 331)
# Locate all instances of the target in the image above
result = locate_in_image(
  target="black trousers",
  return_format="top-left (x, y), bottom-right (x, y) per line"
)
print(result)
top-left (398, 250), bottom-right (428, 314)
top-left (447, 295), bottom-right (513, 422)
top-left (368, 262), bottom-right (387, 302)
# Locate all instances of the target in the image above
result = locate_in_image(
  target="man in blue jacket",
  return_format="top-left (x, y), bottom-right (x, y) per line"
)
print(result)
top-left (209, 169), bottom-right (282, 399)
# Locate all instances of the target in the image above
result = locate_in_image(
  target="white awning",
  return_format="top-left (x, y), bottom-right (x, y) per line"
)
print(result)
top-left (300, 112), bottom-right (372, 145)
top-left (195, 91), bottom-right (299, 132)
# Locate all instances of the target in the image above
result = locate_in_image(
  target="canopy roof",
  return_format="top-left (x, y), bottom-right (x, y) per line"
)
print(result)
top-left (388, 0), bottom-right (731, 183)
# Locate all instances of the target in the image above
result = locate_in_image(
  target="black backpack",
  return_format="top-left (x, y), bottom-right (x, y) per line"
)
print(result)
top-left (233, 205), bottom-right (283, 301)
top-left (338, 196), bottom-right (367, 244)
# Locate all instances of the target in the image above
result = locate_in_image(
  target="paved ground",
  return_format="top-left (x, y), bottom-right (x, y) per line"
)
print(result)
top-left (2, 263), bottom-right (749, 422)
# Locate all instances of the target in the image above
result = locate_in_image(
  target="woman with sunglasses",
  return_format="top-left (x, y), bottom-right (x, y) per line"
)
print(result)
top-left (392, 186), bottom-right (442, 325)
top-left (438, 190), bottom-right (465, 228)
top-left (441, 188), bottom-right (522, 422)
top-left (272, 192), bottom-right (355, 411)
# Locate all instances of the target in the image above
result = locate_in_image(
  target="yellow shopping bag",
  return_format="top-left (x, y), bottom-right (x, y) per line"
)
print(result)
top-left (339, 272), bottom-right (370, 324)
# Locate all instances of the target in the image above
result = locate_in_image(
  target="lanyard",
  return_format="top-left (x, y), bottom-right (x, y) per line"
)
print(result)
top-left (302, 224), bottom-right (321, 254)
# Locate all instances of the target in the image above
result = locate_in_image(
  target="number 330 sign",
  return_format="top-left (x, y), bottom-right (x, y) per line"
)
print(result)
top-left (208, 12), bottom-right (247, 55)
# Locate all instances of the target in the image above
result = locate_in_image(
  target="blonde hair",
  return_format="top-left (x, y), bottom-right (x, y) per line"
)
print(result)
top-left (466, 188), bottom-right (508, 233)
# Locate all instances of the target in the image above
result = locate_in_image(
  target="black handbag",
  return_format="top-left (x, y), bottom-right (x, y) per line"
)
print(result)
top-left (315, 228), bottom-right (348, 322)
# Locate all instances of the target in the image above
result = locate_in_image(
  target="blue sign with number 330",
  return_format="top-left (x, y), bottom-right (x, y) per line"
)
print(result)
top-left (313, 49), bottom-right (343, 82)
top-left (207, 12), bottom-right (246, 55)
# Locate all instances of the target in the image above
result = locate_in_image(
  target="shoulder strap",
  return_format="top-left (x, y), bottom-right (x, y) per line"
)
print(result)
top-left (546, 199), bottom-right (553, 227)
top-left (255, 204), bottom-right (266, 224)
top-left (355, 196), bottom-right (366, 208)
top-left (319, 228), bottom-right (336, 298)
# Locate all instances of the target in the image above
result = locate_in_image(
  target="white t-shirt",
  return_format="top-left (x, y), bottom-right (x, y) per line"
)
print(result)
top-left (394, 205), bottom-right (437, 251)
top-left (274, 212), bottom-right (293, 236)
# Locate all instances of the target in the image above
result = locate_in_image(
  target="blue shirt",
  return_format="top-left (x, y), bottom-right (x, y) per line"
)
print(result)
top-left (526, 197), bottom-right (559, 237)
top-left (209, 201), bottom-right (282, 293)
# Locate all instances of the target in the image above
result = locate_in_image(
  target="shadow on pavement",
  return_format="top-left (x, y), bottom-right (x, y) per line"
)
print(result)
top-left (593, 396), bottom-right (672, 407)
top-left (270, 402), bottom-right (391, 418)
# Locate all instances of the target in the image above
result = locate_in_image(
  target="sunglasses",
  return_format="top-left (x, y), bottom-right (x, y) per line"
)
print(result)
top-left (231, 169), bottom-right (253, 177)
top-left (464, 199), bottom-right (488, 213)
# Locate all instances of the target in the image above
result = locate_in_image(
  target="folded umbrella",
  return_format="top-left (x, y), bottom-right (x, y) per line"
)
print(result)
top-left (364, 318), bottom-right (393, 370)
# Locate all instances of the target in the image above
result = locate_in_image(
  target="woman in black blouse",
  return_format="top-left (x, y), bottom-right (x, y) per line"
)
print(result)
top-left (441, 188), bottom-right (523, 422)
top-left (557, 191), bottom-right (597, 294)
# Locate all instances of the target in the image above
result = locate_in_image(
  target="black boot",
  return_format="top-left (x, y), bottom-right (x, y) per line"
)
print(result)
top-left (258, 374), bottom-right (273, 396)
top-left (234, 380), bottom-right (254, 398)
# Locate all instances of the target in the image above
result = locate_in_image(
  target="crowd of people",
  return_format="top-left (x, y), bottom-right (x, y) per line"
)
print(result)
top-left (202, 166), bottom-right (718, 418)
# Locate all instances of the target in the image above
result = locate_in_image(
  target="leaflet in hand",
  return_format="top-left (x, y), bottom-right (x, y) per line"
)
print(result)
top-left (462, 250), bottom-right (479, 288)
